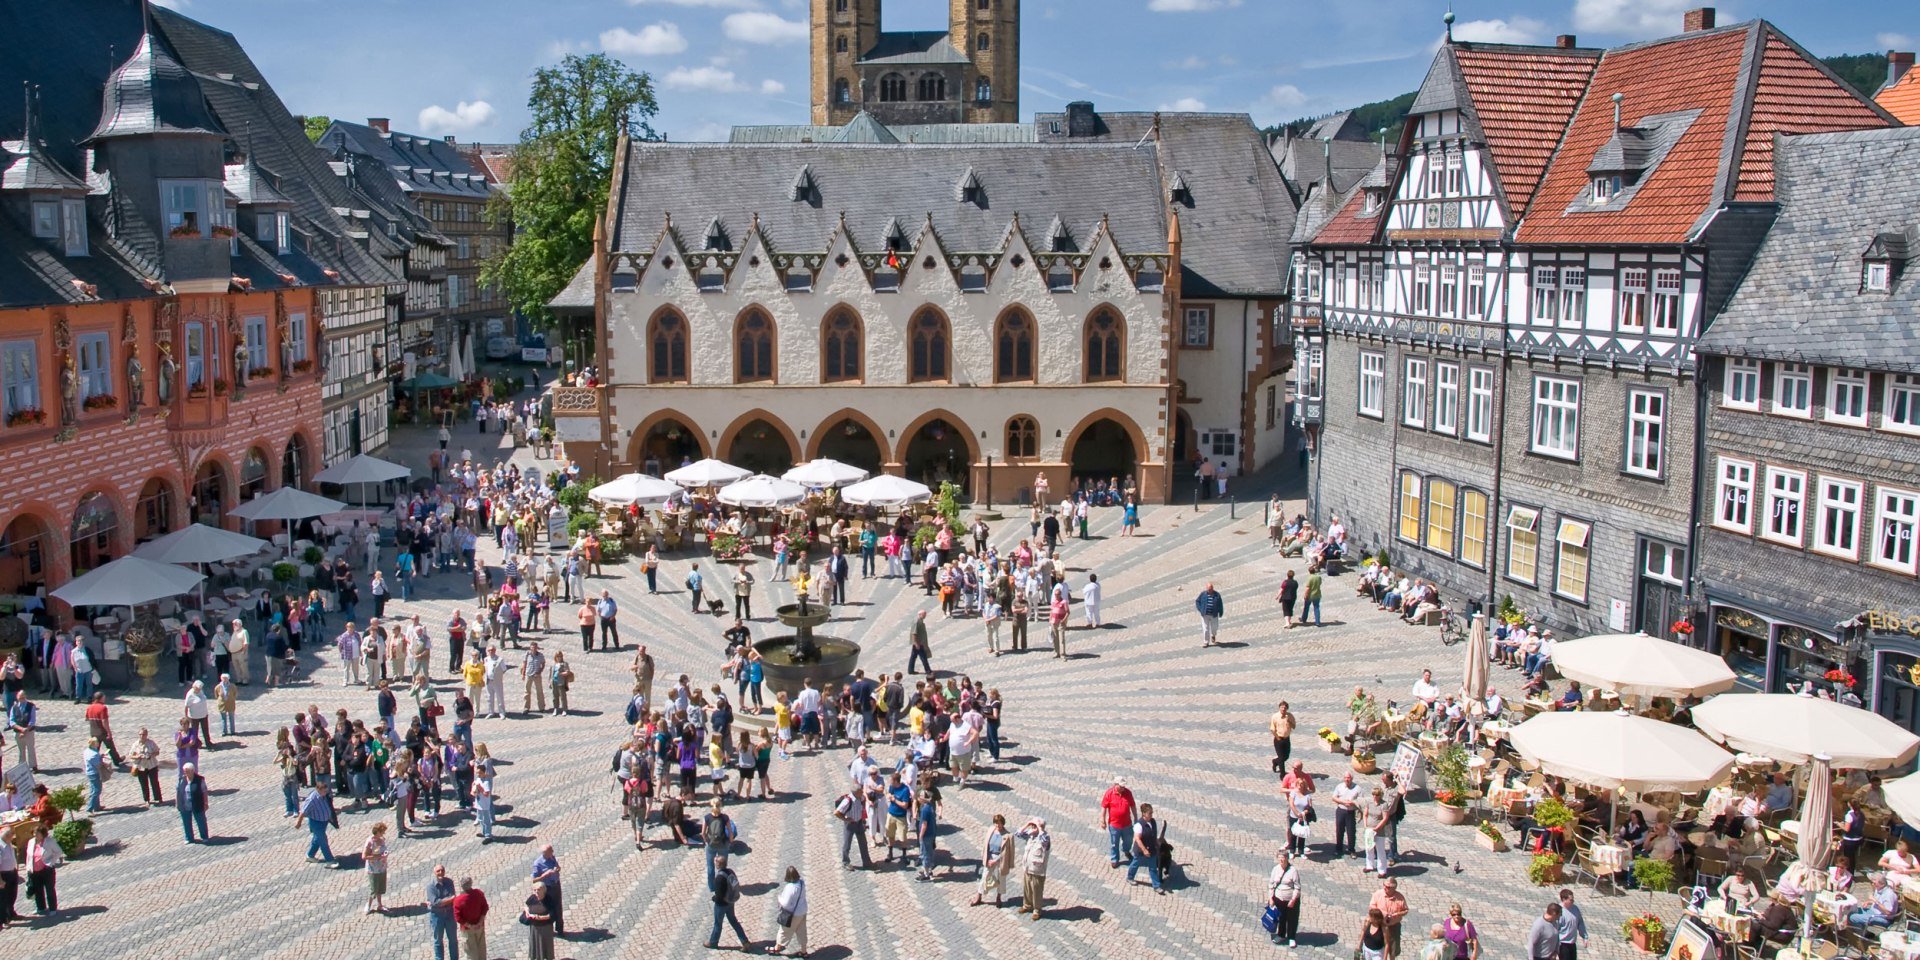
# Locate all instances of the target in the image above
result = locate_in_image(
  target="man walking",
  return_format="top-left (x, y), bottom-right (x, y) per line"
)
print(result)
top-left (631, 645), bottom-right (656, 712)
top-left (1370, 877), bottom-right (1410, 960)
top-left (1529, 903), bottom-right (1566, 960)
top-left (1099, 776), bottom-right (1136, 867)
top-left (1080, 573), bottom-right (1102, 629)
top-left (531, 845), bottom-right (563, 935)
top-left (706, 854), bottom-right (751, 950)
top-left (302, 780), bottom-right (336, 863)
top-left (1195, 583), bottom-right (1224, 647)
top-left (1009, 592), bottom-right (1030, 652)
top-left (834, 784), bottom-right (872, 869)
top-left (452, 876), bottom-right (488, 960)
top-left (826, 547), bottom-right (850, 605)
top-left (1017, 817), bottom-right (1051, 920)
top-left (595, 591), bottom-right (619, 651)
top-left (906, 612), bottom-right (932, 675)
top-left (686, 563), bottom-right (705, 615)
top-left (1301, 568), bottom-right (1324, 628)
top-left (1557, 888), bottom-right (1590, 960)
top-left (1331, 770), bottom-right (1362, 857)
top-left (427, 863), bottom-right (458, 960)
top-left (1127, 803), bottom-right (1164, 894)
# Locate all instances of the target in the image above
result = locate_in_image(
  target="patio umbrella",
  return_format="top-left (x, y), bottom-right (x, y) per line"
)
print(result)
top-left (314, 454), bottom-right (411, 486)
top-left (841, 474), bottom-right (934, 508)
top-left (1462, 613), bottom-right (1490, 702)
top-left (1510, 709), bottom-right (1734, 795)
top-left (400, 372), bottom-right (458, 391)
top-left (447, 340), bottom-right (465, 383)
top-left (782, 458), bottom-right (870, 489)
top-left (231, 487), bottom-right (349, 557)
top-left (132, 523), bottom-right (268, 565)
top-left (1692, 692), bottom-right (1920, 770)
top-left (589, 473), bottom-right (679, 507)
top-left (1796, 754), bottom-right (1835, 951)
top-left (52, 556), bottom-right (205, 608)
top-left (716, 474), bottom-right (807, 509)
top-left (665, 458), bottom-right (752, 489)
top-left (1882, 771), bottom-right (1920, 824)
top-left (1547, 632), bottom-right (1738, 702)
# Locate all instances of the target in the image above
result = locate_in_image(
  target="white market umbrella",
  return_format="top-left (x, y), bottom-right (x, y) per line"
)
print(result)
top-left (1692, 692), bottom-right (1920, 770)
top-left (1549, 632), bottom-right (1738, 702)
top-left (589, 473), bottom-right (679, 507)
top-left (447, 340), bottom-right (465, 383)
top-left (665, 458), bottom-right (752, 489)
top-left (841, 474), bottom-right (933, 508)
top-left (315, 454), bottom-right (411, 486)
top-left (1881, 771), bottom-right (1920, 824)
top-left (231, 486), bottom-right (349, 522)
top-left (782, 458), bottom-right (870, 488)
top-left (1462, 613), bottom-right (1490, 702)
top-left (716, 474), bottom-right (807, 509)
top-left (1510, 709), bottom-right (1734, 795)
top-left (53, 556), bottom-right (205, 608)
top-left (132, 523), bottom-right (268, 565)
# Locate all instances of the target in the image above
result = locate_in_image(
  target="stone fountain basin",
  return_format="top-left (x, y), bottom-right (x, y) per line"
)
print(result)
top-left (755, 636), bottom-right (861, 700)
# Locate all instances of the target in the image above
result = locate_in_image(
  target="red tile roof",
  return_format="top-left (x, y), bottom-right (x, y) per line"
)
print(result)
top-left (1877, 66), bottom-right (1920, 124)
top-left (1311, 185), bottom-right (1383, 245)
top-left (1737, 33), bottom-right (1892, 201)
top-left (1452, 46), bottom-right (1600, 216)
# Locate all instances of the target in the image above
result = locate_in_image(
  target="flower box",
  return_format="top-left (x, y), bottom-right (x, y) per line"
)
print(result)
top-left (5, 408), bottom-right (47, 427)
top-left (210, 225), bottom-right (236, 239)
top-left (248, 367), bottom-right (273, 380)
top-left (291, 359), bottom-right (315, 373)
top-left (82, 394), bottom-right (117, 411)
top-left (211, 378), bottom-right (230, 396)
top-left (1475, 825), bottom-right (1508, 852)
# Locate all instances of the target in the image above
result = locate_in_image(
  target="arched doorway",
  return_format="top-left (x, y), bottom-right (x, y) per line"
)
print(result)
top-left (901, 416), bottom-right (972, 492)
top-left (0, 514), bottom-right (53, 594)
top-left (1173, 409), bottom-right (1193, 468)
top-left (193, 461), bottom-right (228, 526)
top-left (240, 447), bottom-right (269, 502)
top-left (283, 434), bottom-right (309, 490)
top-left (726, 418), bottom-right (796, 476)
top-left (815, 417), bottom-right (885, 474)
top-left (1068, 418), bottom-right (1140, 487)
top-left (637, 418), bottom-right (702, 476)
top-left (136, 477), bottom-right (176, 540)
top-left (70, 492), bottom-right (119, 576)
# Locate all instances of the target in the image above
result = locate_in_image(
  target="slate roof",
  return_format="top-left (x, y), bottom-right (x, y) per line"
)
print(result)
top-left (1518, 21), bottom-right (1891, 245)
top-left (321, 121), bottom-right (496, 200)
top-left (1877, 65), bottom-right (1920, 124)
top-left (1444, 42), bottom-right (1600, 219)
top-left (858, 32), bottom-right (971, 66)
top-left (1273, 134), bottom-right (1381, 195)
top-left (1309, 156), bottom-right (1396, 246)
top-left (608, 141), bottom-right (1168, 262)
top-left (223, 154), bottom-right (289, 206)
top-left (1303, 111), bottom-right (1370, 143)
top-left (730, 118), bottom-right (1037, 145)
top-left (0, 137), bottom-right (88, 193)
top-left (1697, 126), bottom-right (1920, 373)
top-left (85, 28), bottom-right (225, 142)
top-left (550, 259), bottom-right (595, 312)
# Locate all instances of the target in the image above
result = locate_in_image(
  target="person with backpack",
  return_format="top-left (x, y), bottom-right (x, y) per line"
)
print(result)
top-left (834, 786), bottom-right (872, 869)
top-left (1127, 803), bottom-right (1165, 894)
top-left (703, 797), bottom-right (737, 885)
top-left (705, 854), bottom-right (751, 951)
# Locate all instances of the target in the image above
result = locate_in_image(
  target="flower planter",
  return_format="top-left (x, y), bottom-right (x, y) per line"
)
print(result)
top-left (1351, 755), bottom-right (1377, 774)
top-left (1629, 929), bottom-right (1665, 954)
top-left (1434, 802), bottom-right (1468, 826)
top-left (1474, 830), bottom-right (1508, 852)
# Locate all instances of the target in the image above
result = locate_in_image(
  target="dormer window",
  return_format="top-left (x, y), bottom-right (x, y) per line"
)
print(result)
top-left (1361, 189), bottom-right (1382, 216)
top-left (1591, 175), bottom-right (1621, 203)
top-left (1865, 260), bottom-right (1891, 293)
top-left (1168, 171), bottom-right (1192, 206)
top-left (703, 218), bottom-right (731, 252)
top-left (955, 167), bottom-right (984, 205)
top-left (1861, 230), bottom-right (1911, 293)
top-left (61, 199), bottom-right (86, 257)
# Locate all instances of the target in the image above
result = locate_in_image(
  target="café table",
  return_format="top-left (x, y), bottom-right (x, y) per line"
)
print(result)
top-left (1701, 901), bottom-right (1750, 942)
top-left (1775, 940), bottom-right (1839, 960)
top-left (1881, 929), bottom-right (1920, 960)
top-left (1481, 720), bottom-right (1513, 744)
top-left (1812, 890), bottom-right (1856, 929)
top-left (1588, 842), bottom-right (1631, 876)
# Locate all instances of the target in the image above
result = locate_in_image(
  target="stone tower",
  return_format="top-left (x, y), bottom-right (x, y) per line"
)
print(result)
top-left (810, 0), bottom-right (1019, 126)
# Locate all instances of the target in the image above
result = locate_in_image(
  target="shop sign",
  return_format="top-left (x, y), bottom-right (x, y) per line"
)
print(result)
top-left (1866, 610), bottom-right (1920, 638)
top-left (1716, 607), bottom-right (1765, 633)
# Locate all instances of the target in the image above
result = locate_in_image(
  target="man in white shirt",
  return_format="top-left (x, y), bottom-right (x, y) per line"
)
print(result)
top-left (1080, 574), bottom-right (1102, 629)
top-left (1411, 670), bottom-right (1440, 710)
top-left (226, 619), bottom-right (251, 685)
top-left (1331, 771), bottom-right (1364, 857)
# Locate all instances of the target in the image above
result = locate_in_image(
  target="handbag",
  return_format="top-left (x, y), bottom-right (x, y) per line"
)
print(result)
top-left (89, 668), bottom-right (102, 685)
top-left (1261, 904), bottom-right (1280, 934)
top-left (1289, 821), bottom-right (1311, 839)
top-left (776, 907), bottom-right (794, 928)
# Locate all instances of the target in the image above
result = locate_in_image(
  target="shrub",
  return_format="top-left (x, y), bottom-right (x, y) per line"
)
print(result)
top-left (567, 511), bottom-right (600, 540)
top-left (301, 545), bottom-right (324, 565)
top-left (1532, 797), bottom-right (1576, 829)
top-left (556, 482), bottom-right (595, 514)
top-left (1631, 857), bottom-right (1676, 894)
top-left (599, 538), bottom-right (628, 563)
top-left (48, 785), bottom-right (86, 813)
top-left (272, 561), bottom-right (300, 583)
top-left (1431, 743), bottom-right (1472, 804)
top-left (1527, 851), bottom-right (1564, 885)
top-left (936, 482), bottom-right (964, 528)
top-left (51, 818), bottom-right (92, 858)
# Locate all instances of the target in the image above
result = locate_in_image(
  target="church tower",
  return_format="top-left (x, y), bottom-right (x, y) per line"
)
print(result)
top-left (810, 0), bottom-right (1019, 126)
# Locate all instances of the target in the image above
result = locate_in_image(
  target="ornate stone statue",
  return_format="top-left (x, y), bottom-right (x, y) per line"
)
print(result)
top-left (156, 342), bottom-right (177, 404)
top-left (126, 352), bottom-right (145, 408)
top-left (59, 354), bottom-right (79, 425)
top-left (234, 339), bottom-right (250, 386)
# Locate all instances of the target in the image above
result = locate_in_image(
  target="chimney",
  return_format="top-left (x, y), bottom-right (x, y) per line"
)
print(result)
top-left (367, 117), bottom-right (390, 134)
top-left (1892, 51), bottom-right (1916, 87)
top-left (1065, 101), bottom-right (1096, 138)
top-left (1683, 7), bottom-right (1715, 32)
top-left (1556, 34), bottom-right (1577, 49)
top-left (443, 135), bottom-right (456, 144)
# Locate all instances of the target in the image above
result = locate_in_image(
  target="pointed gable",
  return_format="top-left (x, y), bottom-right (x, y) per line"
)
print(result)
top-left (1448, 43), bottom-right (1600, 216)
top-left (1734, 28), bottom-right (1895, 202)
top-left (1877, 64), bottom-right (1920, 125)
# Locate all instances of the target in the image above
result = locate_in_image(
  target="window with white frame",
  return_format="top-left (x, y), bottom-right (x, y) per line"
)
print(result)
top-left (1531, 265), bottom-right (1559, 323)
top-left (1866, 261), bottom-right (1891, 293)
top-left (1774, 363), bottom-right (1813, 418)
top-left (1332, 260), bottom-right (1346, 307)
top-left (2, 340), bottom-right (39, 417)
top-left (1368, 260), bottom-right (1384, 307)
top-left (1398, 472), bottom-right (1423, 543)
top-left (1617, 267), bottom-right (1648, 333)
top-left (159, 179), bottom-right (218, 237)
top-left (1762, 468), bottom-right (1805, 546)
top-left (1887, 374), bottom-right (1920, 435)
top-left (61, 199), bottom-right (86, 256)
top-left (1874, 486), bottom-right (1919, 575)
top-left (288, 312), bottom-right (309, 364)
top-left (1438, 263), bottom-right (1459, 317)
top-left (1554, 517), bottom-right (1591, 602)
top-left (1183, 306), bottom-right (1212, 348)
top-left (1723, 359), bottom-right (1761, 410)
top-left (1558, 266), bottom-right (1586, 326)
top-left (184, 322), bottom-right (206, 388)
top-left (1358, 351), bottom-right (1385, 418)
top-left (31, 202), bottom-right (58, 239)
top-left (1650, 268), bottom-right (1682, 334)
top-left (1460, 489), bottom-right (1489, 568)
top-left (1426, 154), bottom-right (1445, 196)
top-left (1356, 261), bottom-right (1372, 309)
top-left (244, 315), bottom-right (269, 374)
top-left (1465, 263), bottom-right (1486, 317)
top-left (1826, 369), bottom-right (1869, 426)
top-left (1402, 357), bottom-right (1428, 428)
top-left (1412, 262), bottom-right (1433, 314)
top-left (75, 332), bottom-right (109, 400)
top-left (1815, 478), bottom-right (1862, 560)
top-left (1466, 367), bottom-right (1493, 442)
top-left (1714, 457), bottom-right (1755, 533)
top-left (1434, 363), bottom-right (1460, 435)
top-left (1530, 376), bottom-right (1580, 459)
top-left (1506, 505), bottom-right (1539, 584)
top-left (1445, 152), bottom-right (1463, 195)
top-left (1625, 388), bottom-right (1665, 478)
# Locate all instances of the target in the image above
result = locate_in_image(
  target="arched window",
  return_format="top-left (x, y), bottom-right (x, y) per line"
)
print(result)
top-left (975, 79), bottom-right (992, 103)
top-left (917, 73), bottom-right (946, 102)
top-left (909, 310), bottom-right (950, 383)
top-left (1084, 310), bottom-right (1124, 382)
top-left (240, 447), bottom-right (268, 501)
top-left (192, 461), bottom-right (226, 525)
top-left (834, 79), bottom-right (851, 103)
top-left (70, 492), bottom-right (118, 575)
top-left (1006, 416), bottom-right (1037, 460)
top-left (735, 310), bottom-right (775, 383)
top-left (995, 310), bottom-right (1034, 383)
top-left (879, 73), bottom-right (907, 102)
top-left (649, 310), bottom-right (688, 383)
top-left (977, 32), bottom-right (990, 50)
top-left (822, 310), bottom-right (863, 383)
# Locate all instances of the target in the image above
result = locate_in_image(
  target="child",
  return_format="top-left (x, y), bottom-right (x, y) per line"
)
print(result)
top-left (773, 691), bottom-right (793, 757)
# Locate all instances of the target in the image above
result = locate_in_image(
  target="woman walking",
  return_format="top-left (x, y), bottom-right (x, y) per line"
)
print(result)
top-left (753, 729), bottom-right (774, 799)
top-left (1442, 904), bottom-right (1481, 960)
top-left (772, 866), bottom-right (808, 956)
top-left (1268, 849), bottom-right (1301, 948)
top-left (1358, 907), bottom-right (1390, 960)
top-left (24, 824), bottom-right (59, 916)
top-left (732, 732), bottom-right (756, 800)
top-left (623, 759), bottom-right (652, 847)
top-left (183, 681), bottom-right (212, 745)
top-left (362, 822), bottom-right (390, 914)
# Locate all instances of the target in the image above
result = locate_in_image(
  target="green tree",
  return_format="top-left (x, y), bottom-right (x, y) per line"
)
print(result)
top-left (303, 114), bottom-right (332, 144)
top-left (481, 54), bottom-right (659, 328)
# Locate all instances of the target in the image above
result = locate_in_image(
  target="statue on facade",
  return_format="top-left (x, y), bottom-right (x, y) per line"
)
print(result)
top-left (126, 352), bottom-right (145, 408)
top-left (234, 339), bottom-right (250, 385)
top-left (156, 342), bottom-right (177, 404)
top-left (59, 354), bottom-right (79, 426)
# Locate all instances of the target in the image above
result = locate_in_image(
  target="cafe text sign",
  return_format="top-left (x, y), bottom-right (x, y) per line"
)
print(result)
top-left (1866, 610), bottom-right (1920, 638)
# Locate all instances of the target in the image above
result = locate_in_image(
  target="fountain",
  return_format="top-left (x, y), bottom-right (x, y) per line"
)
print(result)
top-left (754, 588), bottom-right (861, 700)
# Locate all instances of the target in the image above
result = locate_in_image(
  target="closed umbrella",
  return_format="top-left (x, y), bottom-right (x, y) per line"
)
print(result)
top-left (665, 458), bottom-right (752, 489)
top-left (1462, 612), bottom-right (1490, 701)
top-left (1510, 710), bottom-right (1734, 795)
top-left (589, 473), bottom-right (679, 507)
top-left (841, 474), bottom-right (933, 508)
top-left (782, 458), bottom-right (869, 489)
top-left (1692, 692), bottom-right (1920, 770)
top-left (716, 474), bottom-right (807, 509)
top-left (52, 556), bottom-right (205, 608)
top-left (1795, 754), bottom-right (1834, 951)
top-left (1548, 632), bottom-right (1738, 702)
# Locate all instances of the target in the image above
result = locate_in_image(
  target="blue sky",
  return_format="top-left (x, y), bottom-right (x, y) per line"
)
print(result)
top-left (158, 0), bottom-right (1912, 143)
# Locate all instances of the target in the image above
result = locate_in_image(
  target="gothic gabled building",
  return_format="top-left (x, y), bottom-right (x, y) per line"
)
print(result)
top-left (811, 0), bottom-right (1019, 126)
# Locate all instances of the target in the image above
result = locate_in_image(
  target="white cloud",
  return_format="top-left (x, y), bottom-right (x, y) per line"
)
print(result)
top-left (627, 0), bottom-right (757, 7)
top-left (1169, 55), bottom-right (1211, 70)
top-left (1451, 16), bottom-right (1547, 44)
top-left (1159, 96), bottom-right (1208, 111)
top-left (664, 65), bottom-right (748, 93)
top-left (723, 11), bottom-right (808, 44)
top-left (1879, 33), bottom-right (1916, 51)
top-left (417, 100), bottom-right (497, 134)
top-left (1572, 0), bottom-right (1720, 39)
top-left (678, 120), bottom-right (734, 143)
top-left (1261, 84), bottom-right (1309, 112)
top-left (760, 79), bottom-right (787, 94)
top-left (599, 22), bottom-right (688, 56)
top-left (1148, 0), bottom-right (1241, 10)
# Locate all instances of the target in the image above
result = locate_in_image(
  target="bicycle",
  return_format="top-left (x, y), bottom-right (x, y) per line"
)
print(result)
top-left (1438, 608), bottom-right (1470, 647)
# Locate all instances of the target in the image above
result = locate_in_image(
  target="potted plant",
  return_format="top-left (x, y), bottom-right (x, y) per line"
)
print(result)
top-left (301, 545), bottom-right (324, 565)
top-left (1431, 743), bottom-right (1472, 825)
top-left (600, 538), bottom-right (629, 564)
top-left (48, 785), bottom-right (92, 857)
top-left (1475, 821), bottom-right (1508, 852)
top-left (710, 532), bottom-right (752, 562)
top-left (1621, 914), bottom-right (1667, 954)
top-left (82, 393), bottom-right (117, 411)
top-left (1316, 727), bottom-right (1343, 754)
top-left (1351, 746), bottom-right (1377, 774)
top-left (168, 223), bottom-right (201, 239)
top-left (124, 617), bottom-right (168, 692)
top-left (1528, 850), bottom-right (1565, 886)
